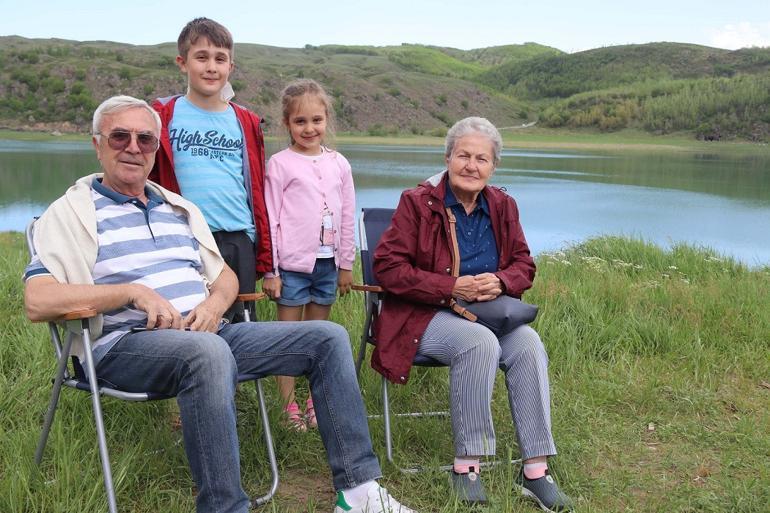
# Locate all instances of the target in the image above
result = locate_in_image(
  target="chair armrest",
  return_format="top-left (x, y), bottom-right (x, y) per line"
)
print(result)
top-left (32, 308), bottom-right (98, 323)
top-left (237, 292), bottom-right (267, 302)
top-left (351, 284), bottom-right (383, 293)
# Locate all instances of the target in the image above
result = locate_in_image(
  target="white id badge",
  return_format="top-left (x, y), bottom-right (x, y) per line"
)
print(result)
top-left (321, 210), bottom-right (335, 246)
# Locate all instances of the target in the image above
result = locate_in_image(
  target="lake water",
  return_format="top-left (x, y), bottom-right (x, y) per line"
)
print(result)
top-left (2, 139), bottom-right (769, 266)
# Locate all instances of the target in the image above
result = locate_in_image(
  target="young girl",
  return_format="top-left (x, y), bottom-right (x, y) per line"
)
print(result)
top-left (263, 79), bottom-right (355, 431)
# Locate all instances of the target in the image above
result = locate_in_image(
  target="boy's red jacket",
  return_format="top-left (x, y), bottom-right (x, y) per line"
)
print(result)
top-left (149, 95), bottom-right (273, 276)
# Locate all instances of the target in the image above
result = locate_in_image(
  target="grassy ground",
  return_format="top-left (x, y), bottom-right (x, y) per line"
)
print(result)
top-left (1, 232), bottom-right (768, 512)
top-left (2, 128), bottom-right (768, 155)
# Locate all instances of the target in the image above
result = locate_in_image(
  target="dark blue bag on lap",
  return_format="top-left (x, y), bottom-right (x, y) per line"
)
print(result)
top-left (453, 296), bottom-right (538, 337)
top-left (444, 205), bottom-right (538, 337)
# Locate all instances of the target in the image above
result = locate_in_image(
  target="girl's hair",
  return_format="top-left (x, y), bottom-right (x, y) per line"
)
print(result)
top-left (445, 116), bottom-right (503, 165)
top-left (281, 79), bottom-right (336, 145)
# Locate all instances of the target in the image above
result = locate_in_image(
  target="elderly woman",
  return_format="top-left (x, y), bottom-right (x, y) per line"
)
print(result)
top-left (372, 117), bottom-right (573, 512)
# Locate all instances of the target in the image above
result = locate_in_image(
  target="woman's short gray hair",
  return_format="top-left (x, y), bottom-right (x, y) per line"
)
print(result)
top-left (92, 95), bottom-right (161, 137)
top-left (445, 117), bottom-right (503, 165)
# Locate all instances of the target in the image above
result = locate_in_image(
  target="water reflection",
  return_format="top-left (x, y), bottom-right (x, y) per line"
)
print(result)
top-left (2, 139), bottom-right (768, 265)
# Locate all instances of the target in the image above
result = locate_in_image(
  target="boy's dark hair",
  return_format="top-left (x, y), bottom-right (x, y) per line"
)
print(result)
top-left (177, 17), bottom-right (234, 59)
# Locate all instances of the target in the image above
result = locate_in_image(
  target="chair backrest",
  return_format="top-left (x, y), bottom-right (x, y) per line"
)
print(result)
top-left (25, 218), bottom-right (37, 259)
top-left (358, 208), bottom-right (396, 287)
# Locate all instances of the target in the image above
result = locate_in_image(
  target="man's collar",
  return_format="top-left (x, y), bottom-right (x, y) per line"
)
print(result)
top-left (91, 178), bottom-right (163, 205)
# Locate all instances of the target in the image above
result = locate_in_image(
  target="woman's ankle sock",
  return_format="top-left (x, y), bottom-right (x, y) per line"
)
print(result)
top-left (453, 456), bottom-right (481, 474)
top-left (523, 462), bottom-right (548, 479)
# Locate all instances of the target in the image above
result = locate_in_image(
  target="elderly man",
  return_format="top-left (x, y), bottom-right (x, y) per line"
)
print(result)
top-left (23, 95), bottom-right (416, 513)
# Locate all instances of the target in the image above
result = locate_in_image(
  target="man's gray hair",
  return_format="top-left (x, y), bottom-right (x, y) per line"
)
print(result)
top-left (92, 95), bottom-right (161, 137)
top-left (445, 117), bottom-right (503, 165)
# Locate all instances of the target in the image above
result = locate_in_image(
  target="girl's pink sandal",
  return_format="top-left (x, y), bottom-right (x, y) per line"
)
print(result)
top-left (305, 397), bottom-right (318, 429)
top-left (283, 401), bottom-right (307, 432)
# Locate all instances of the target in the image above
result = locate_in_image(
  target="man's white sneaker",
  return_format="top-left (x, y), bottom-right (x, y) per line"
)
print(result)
top-left (333, 486), bottom-right (417, 513)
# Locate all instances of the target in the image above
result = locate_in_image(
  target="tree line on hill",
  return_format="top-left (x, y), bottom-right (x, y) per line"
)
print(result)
top-left (0, 37), bottom-right (767, 141)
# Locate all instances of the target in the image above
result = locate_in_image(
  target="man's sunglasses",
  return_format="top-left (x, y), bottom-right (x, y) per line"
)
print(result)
top-left (96, 130), bottom-right (159, 153)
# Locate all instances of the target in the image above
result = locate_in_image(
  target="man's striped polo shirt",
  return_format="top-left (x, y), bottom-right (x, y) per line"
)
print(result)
top-left (24, 178), bottom-right (208, 362)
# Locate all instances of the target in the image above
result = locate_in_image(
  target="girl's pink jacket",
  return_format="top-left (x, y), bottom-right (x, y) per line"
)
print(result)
top-left (264, 148), bottom-right (356, 277)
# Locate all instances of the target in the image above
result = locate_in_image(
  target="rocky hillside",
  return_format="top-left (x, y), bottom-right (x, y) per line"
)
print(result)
top-left (0, 36), bottom-right (557, 135)
top-left (0, 37), bottom-right (768, 140)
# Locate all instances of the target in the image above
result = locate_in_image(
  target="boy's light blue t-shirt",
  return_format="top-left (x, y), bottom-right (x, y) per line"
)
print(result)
top-left (169, 96), bottom-right (255, 241)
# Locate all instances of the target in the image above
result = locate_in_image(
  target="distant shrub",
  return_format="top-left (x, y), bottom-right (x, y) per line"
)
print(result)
top-left (231, 80), bottom-right (246, 92)
top-left (432, 111), bottom-right (451, 126)
top-left (319, 45), bottom-right (378, 56)
top-left (45, 46), bottom-right (70, 57)
top-left (42, 77), bottom-right (66, 94)
top-left (70, 82), bottom-right (86, 95)
top-left (17, 50), bottom-right (40, 64)
top-left (152, 55), bottom-right (175, 68)
top-left (11, 70), bottom-right (40, 91)
top-left (387, 88), bottom-right (401, 97)
top-left (68, 91), bottom-right (95, 111)
top-left (429, 127), bottom-right (448, 137)
top-left (435, 94), bottom-right (447, 106)
top-left (118, 67), bottom-right (132, 80)
top-left (367, 124), bottom-right (399, 136)
top-left (259, 89), bottom-right (277, 105)
top-left (143, 84), bottom-right (154, 97)
top-left (368, 124), bottom-right (387, 136)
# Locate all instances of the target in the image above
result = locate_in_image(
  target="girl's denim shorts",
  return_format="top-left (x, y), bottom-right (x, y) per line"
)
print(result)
top-left (276, 258), bottom-right (337, 306)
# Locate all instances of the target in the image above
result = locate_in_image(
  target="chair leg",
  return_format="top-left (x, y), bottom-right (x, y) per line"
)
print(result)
top-left (251, 379), bottom-right (279, 507)
top-left (34, 336), bottom-right (74, 465)
top-left (79, 323), bottom-right (118, 513)
top-left (381, 376), bottom-right (393, 464)
top-left (355, 301), bottom-right (373, 377)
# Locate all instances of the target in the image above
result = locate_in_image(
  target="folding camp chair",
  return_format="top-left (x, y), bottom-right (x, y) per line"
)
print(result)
top-left (352, 208), bottom-right (450, 472)
top-left (352, 208), bottom-right (520, 473)
top-left (26, 219), bottom-right (279, 513)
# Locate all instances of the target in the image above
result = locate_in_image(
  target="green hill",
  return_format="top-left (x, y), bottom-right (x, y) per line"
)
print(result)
top-left (480, 42), bottom-right (770, 98)
top-left (0, 36), bottom-right (527, 136)
top-left (0, 37), bottom-right (768, 140)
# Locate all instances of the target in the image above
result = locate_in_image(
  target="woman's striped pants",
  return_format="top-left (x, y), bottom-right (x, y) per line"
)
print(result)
top-left (418, 310), bottom-right (557, 460)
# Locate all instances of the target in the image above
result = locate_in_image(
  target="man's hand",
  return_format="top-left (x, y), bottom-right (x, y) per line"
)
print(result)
top-left (262, 276), bottom-right (282, 299)
top-left (337, 269), bottom-right (353, 296)
top-left (183, 263), bottom-right (237, 332)
top-left (183, 297), bottom-right (227, 332)
top-left (129, 283), bottom-right (183, 329)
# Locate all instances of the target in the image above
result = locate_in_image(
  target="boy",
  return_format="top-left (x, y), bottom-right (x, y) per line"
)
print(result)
top-left (150, 17), bottom-right (270, 321)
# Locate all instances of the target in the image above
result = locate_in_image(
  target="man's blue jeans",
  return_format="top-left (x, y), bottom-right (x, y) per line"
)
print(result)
top-left (95, 320), bottom-right (382, 513)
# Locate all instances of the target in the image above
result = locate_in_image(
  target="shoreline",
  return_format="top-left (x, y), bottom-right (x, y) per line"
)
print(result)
top-left (1, 128), bottom-right (767, 155)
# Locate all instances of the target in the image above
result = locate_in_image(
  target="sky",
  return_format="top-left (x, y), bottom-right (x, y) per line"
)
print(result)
top-left (0, 0), bottom-right (768, 53)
